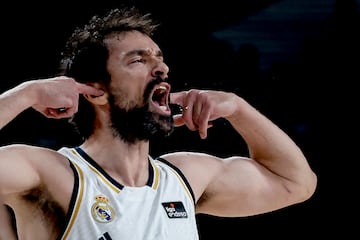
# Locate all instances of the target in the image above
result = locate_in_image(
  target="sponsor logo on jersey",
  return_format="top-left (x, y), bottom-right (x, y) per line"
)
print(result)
top-left (162, 201), bottom-right (188, 218)
top-left (91, 195), bottom-right (115, 223)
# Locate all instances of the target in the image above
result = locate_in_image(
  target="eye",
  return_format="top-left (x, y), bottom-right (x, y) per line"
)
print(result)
top-left (131, 58), bottom-right (145, 64)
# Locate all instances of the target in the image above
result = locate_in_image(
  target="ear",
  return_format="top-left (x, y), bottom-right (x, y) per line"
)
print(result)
top-left (83, 83), bottom-right (108, 106)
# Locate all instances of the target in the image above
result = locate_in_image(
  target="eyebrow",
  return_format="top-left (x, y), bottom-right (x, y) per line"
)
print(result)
top-left (124, 49), bottom-right (163, 58)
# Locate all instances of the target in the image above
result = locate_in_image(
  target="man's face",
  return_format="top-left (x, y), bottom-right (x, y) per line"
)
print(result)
top-left (105, 31), bottom-right (173, 143)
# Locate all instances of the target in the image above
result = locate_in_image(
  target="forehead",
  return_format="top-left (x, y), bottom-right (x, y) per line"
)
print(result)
top-left (105, 31), bottom-right (160, 56)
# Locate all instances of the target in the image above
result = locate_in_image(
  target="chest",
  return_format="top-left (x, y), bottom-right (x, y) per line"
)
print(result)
top-left (60, 162), bottom-right (198, 239)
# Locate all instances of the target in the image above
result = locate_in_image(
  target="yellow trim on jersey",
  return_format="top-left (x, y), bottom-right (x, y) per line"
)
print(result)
top-left (71, 148), bottom-right (121, 194)
top-left (86, 164), bottom-right (121, 193)
top-left (163, 164), bottom-right (193, 202)
top-left (62, 162), bottom-right (84, 240)
top-left (150, 159), bottom-right (160, 189)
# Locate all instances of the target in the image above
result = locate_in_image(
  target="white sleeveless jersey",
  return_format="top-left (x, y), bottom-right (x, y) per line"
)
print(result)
top-left (57, 147), bottom-right (199, 240)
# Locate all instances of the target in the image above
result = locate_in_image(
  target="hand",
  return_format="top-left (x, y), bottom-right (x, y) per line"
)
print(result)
top-left (170, 89), bottom-right (239, 139)
top-left (31, 76), bottom-right (104, 118)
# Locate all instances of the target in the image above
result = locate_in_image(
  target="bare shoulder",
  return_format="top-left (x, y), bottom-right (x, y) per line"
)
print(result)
top-left (159, 151), bottom-right (248, 171)
top-left (0, 144), bottom-right (73, 239)
top-left (0, 143), bottom-right (72, 197)
top-left (0, 143), bottom-right (68, 163)
top-left (158, 151), bottom-right (225, 201)
top-left (1, 143), bottom-right (74, 213)
top-left (158, 151), bottom-right (254, 202)
top-left (159, 151), bottom-right (220, 166)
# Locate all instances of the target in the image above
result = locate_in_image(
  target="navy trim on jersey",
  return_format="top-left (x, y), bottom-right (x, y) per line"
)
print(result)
top-left (57, 161), bottom-right (80, 240)
top-left (155, 157), bottom-right (196, 204)
top-left (74, 146), bottom-right (154, 188)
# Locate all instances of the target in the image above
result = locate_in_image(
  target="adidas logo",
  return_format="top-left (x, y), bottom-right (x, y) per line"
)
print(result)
top-left (98, 232), bottom-right (112, 240)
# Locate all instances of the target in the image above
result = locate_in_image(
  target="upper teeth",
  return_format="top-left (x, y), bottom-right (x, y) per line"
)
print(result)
top-left (158, 86), bottom-right (166, 92)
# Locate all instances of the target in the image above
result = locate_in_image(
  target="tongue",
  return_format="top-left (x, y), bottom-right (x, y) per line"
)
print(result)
top-left (152, 101), bottom-right (170, 115)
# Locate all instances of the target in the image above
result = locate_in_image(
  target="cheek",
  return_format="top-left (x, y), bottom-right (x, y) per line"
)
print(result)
top-left (110, 86), bottom-right (146, 110)
top-left (109, 84), bottom-right (129, 107)
top-left (109, 69), bottom-right (151, 104)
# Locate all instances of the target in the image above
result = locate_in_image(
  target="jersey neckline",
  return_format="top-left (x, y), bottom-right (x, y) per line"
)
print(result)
top-left (74, 146), bottom-right (156, 190)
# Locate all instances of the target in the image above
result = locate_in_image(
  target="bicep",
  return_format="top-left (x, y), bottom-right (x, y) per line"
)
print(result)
top-left (161, 152), bottom-right (294, 217)
top-left (197, 156), bottom-right (296, 217)
top-left (0, 144), bottom-right (42, 196)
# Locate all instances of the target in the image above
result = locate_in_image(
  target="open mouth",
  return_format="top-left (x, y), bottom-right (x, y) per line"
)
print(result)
top-left (150, 82), bottom-right (171, 115)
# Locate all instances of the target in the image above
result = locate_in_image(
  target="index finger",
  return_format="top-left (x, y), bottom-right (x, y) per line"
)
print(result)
top-left (170, 91), bottom-right (186, 106)
top-left (76, 83), bottom-right (104, 96)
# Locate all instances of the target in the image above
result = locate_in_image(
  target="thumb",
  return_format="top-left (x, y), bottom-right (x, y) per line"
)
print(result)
top-left (173, 115), bottom-right (185, 127)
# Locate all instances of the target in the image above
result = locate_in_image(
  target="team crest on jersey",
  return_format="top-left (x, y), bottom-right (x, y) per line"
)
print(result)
top-left (91, 195), bottom-right (115, 223)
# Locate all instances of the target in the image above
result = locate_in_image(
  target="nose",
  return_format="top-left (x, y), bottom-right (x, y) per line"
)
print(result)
top-left (151, 61), bottom-right (169, 78)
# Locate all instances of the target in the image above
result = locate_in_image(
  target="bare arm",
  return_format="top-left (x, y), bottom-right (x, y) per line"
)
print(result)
top-left (0, 76), bottom-right (103, 129)
top-left (0, 204), bottom-right (17, 240)
top-left (167, 90), bottom-right (317, 217)
top-left (0, 76), bottom-right (103, 220)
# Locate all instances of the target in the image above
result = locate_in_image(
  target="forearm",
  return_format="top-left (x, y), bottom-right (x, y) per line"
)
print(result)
top-left (0, 81), bottom-right (36, 129)
top-left (226, 97), bottom-right (316, 193)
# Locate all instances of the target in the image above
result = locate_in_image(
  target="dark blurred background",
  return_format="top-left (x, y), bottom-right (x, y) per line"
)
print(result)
top-left (1, 0), bottom-right (359, 238)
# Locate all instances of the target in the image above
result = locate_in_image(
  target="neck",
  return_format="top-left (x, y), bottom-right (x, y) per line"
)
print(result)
top-left (80, 131), bottom-right (151, 187)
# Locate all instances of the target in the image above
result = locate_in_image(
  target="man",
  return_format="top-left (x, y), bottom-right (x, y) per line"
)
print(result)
top-left (0, 7), bottom-right (317, 240)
